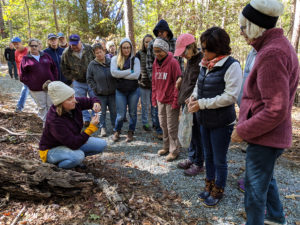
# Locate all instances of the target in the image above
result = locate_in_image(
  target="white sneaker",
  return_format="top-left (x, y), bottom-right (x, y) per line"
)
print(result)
top-left (100, 128), bottom-right (107, 137)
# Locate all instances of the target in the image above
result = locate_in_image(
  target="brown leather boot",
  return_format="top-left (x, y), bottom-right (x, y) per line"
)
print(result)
top-left (203, 185), bottom-right (224, 207)
top-left (126, 131), bottom-right (134, 142)
top-left (198, 179), bottom-right (215, 201)
top-left (166, 152), bottom-right (179, 162)
top-left (112, 131), bottom-right (120, 142)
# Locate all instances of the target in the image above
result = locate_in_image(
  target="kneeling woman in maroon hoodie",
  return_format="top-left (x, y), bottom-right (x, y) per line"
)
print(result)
top-left (39, 81), bottom-right (107, 169)
top-left (152, 38), bottom-right (181, 162)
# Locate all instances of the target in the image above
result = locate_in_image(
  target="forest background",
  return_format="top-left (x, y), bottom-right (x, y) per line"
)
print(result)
top-left (0, 0), bottom-right (299, 67)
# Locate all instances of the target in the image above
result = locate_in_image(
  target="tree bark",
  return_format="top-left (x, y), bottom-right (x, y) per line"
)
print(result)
top-left (156, 0), bottom-right (162, 21)
top-left (0, 0), bottom-right (7, 38)
top-left (52, 0), bottom-right (59, 33)
top-left (291, 0), bottom-right (300, 53)
top-left (124, 0), bottom-right (136, 52)
top-left (24, 0), bottom-right (31, 38)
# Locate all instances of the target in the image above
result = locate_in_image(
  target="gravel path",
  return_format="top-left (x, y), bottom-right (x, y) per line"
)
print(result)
top-left (0, 68), bottom-right (299, 225)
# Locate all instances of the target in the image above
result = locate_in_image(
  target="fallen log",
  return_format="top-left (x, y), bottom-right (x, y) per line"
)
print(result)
top-left (0, 156), bottom-right (129, 215)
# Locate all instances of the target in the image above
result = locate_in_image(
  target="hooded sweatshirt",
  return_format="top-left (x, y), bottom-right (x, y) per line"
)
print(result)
top-left (152, 52), bottom-right (181, 109)
top-left (110, 38), bottom-right (141, 93)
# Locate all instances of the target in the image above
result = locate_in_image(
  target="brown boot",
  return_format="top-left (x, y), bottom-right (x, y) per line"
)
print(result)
top-left (126, 131), bottom-right (134, 142)
top-left (198, 179), bottom-right (215, 201)
top-left (157, 149), bottom-right (169, 156)
top-left (166, 152), bottom-right (179, 162)
top-left (203, 185), bottom-right (224, 207)
top-left (112, 131), bottom-right (120, 142)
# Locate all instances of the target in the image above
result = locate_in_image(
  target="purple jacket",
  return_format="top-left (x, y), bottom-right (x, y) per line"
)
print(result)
top-left (39, 97), bottom-right (100, 150)
top-left (20, 52), bottom-right (58, 91)
top-left (237, 28), bottom-right (299, 149)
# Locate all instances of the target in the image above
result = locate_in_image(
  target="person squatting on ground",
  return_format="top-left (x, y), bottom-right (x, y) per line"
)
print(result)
top-left (136, 34), bottom-right (154, 132)
top-left (188, 27), bottom-right (242, 207)
top-left (110, 38), bottom-right (141, 142)
top-left (4, 42), bottom-right (18, 80)
top-left (174, 33), bottom-right (205, 176)
top-left (87, 43), bottom-right (117, 137)
top-left (20, 38), bottom-right (58, 125)
top-left (12, 37), bottom-right (30, 113)
top-left (152, 38), bottom-right (181, 162)
top-left (39, 81), bottom-right (106, 169)
top-left (231, 0), bottom-right (299, 224)
top-left (61, 34), bottom-right (96, 127)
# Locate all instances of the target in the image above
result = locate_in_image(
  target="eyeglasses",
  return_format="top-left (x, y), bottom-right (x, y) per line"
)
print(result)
top-left (240, 26), bottom-right (246, 33)
top-left (29, 45), bottom-right (38, 48)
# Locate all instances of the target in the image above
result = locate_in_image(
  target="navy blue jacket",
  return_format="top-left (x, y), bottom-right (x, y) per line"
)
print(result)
top-left (44, 47), bottom-right (71, 84)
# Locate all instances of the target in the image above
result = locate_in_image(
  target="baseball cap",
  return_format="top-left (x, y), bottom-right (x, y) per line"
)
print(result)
top-left (57, 32), bottom-right (64, 38)
top-left (11, 37), bottom-right (22, 43)
top-left (69, 34), bottom-right (80, 45)
top-left (174, 34), bottom-right (195, 57)
top-left (48, 33), bottom-right (58, 39)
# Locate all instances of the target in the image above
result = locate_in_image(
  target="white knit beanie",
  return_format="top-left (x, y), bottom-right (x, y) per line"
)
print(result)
top-left (153, 38), bottom-right (169, 53)
top-left (48, 81), bottom-right (75, 106)
top-left (106, 41), bottom-right (115, 49)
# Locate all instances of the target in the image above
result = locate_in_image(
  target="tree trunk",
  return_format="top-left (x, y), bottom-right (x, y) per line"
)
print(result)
top-left (24, 0), bottom-right (31, 38)
top-left (0, 0), bottom-right (7, 38)
top-left (52, 0), bottom-right (59, 33)
top-left (291, 0), bottom-right (300, 53)
top-left (156, 0), bottom-right (162, 21)
top-left (124, 0), bottom-right (136, 52)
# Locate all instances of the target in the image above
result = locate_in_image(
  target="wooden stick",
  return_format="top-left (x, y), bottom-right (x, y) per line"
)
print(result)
top-left (10, 206), bottom-right (26, 225)
top-left (0, 126), bottom-right (41, 136)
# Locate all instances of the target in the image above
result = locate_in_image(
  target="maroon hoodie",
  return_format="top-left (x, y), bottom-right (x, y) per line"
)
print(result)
top-left (152, 52), bottom-right (181, 109)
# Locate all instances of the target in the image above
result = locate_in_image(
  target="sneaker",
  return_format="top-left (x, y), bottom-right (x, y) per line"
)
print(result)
top-left (143, 124), bottom-right (151, 131)
top-left (264, 218), bottom-right (287, 225)
top-left (166, 152), bottom-right (179, 162)
top-left (238, 178), bottom-right (245, 193)
top-left (157, 149), bottom-right (169, 156)
top-left (112, 131), bottom-right (120, 142)
top-left (100, 128), bottom-right (107, 137)
top-left (184, 164), bottom-right (204, 176)
top-left (203, 185), bottom-right (224, 207)
top-left (177, 160), bottom-right (193, 169)
top-left (126, 131), bottom-right (134, 142)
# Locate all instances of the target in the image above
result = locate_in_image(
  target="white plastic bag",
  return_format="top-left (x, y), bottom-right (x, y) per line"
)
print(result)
top-left (178, 105), bottom-right (193, 148)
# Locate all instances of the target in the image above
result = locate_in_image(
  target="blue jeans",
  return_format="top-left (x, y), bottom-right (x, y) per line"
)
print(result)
top-left (96, 94), bottom-right (116, 129)
top-left (16, 84), bottom-right (29, 111)
top-left (73, 80), bottom-right (95, 122)
top-left (200, 125), bottom-right (233, 188)
top-left (114, 89), bottom-right (139, 132)
top-left (150, 91), bottom-right (162, 134)
top-left (7, 61), bottom-right (18, 79)
top-left (188, 113), bottom-right (204, 167)
top-left (47, 137), bottom-right (107, 169)
top-left (245, 144), bottom-right (285, 225)
top-left (237, 74), bottom-right (249, 107)
top-left (140, 87), bottom-right (151, 126)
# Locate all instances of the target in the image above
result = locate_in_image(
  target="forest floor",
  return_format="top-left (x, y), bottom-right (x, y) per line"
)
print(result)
top-left (0, 68), bottom-right (299, 225)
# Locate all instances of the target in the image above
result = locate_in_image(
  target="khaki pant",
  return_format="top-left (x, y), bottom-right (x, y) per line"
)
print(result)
top-left (30, 90), bottom-right (52, 124)
top-left (157, 102), bottom-right (180, 154)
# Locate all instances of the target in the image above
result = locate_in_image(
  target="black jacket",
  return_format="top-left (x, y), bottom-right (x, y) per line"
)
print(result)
top-left (4, 48), bottom-right (15, 62)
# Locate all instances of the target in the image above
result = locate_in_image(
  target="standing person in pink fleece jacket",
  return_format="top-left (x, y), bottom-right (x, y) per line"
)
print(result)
top-left (231, 0), bottom-right (300, 224)
top-left (152, 38), bottom-right (181, 161)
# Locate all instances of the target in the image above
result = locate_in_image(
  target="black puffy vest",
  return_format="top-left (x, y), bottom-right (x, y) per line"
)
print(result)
top-left (196, 56), bottom-right (238, 128)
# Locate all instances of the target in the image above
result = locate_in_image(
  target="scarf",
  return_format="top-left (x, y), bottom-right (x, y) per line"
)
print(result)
top-left (201, 55), bottom-right (228, 70)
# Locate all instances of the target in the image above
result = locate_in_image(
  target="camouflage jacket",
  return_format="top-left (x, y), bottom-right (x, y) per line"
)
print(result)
top-left (61, 43), bottom-right (94, 83)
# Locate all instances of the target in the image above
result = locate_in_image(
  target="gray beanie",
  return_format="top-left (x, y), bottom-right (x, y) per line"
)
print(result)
top-left (153, 38), bottom-right (169, 53)
top-left (48, 81), bottom-right (75, 106)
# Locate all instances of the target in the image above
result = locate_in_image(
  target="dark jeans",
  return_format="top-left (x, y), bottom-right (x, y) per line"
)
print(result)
top-left (200, 124), bottom-right (233, 188)
top-left (150, 90), bottom-right (162, 134)
top-left (7, 61), bottom-right (18, 79)
top-left (188, 113), bottom-right (204, 167)
top-left (97, 94), bottom-right (116, 129)
top-left (245, 144), bottom-right (285, 225)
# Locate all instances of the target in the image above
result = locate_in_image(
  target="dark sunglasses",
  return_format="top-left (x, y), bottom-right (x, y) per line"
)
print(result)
top-left (29, 45), bottom-right (38, 48)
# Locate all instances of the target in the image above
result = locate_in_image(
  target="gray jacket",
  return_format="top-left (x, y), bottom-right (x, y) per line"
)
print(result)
top-left (86, 58), bottom-right (117, 96)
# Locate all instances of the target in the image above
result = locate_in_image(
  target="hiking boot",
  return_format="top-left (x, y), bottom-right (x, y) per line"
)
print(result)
top-left (143, 124), bottom-right (151, 131)
top-left (203, 185), bottom-right (224, 207)
top-left (166, 152), bottom-right (179, 162)
top-left (100, 128), bottom-right (107, 137)
top-left (264, 218), bottom-right (287, 225)
top-left (238, 178), bottom-right (245, 193)
top-left (177, 159), bottom-right (193, 169)
top-left (126, 131), bottom-right (134, 142)
top-left (184, 164), bottom-right (204, 176)
top-left (157, 149), bottom-right (169, 156)
top-left (198, 179), bottom-right (215, 201)
top-left (112, 131), bottom-right (120, 142)
top-left (83, 121), bottom-right (90, 127)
